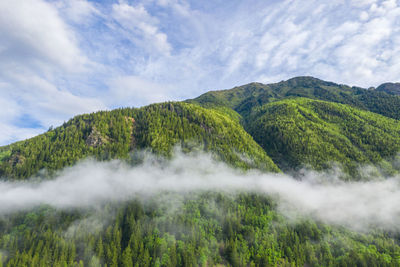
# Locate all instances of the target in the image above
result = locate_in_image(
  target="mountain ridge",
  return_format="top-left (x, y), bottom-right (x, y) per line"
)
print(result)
top-left (2, 76), bottom-right (400, 266)
top-left (190, 76), bottom-right (400, 120)
top-left (376, 82), bottom-right (400, 95)
top-left (2, 76), bottom-right (400, 180)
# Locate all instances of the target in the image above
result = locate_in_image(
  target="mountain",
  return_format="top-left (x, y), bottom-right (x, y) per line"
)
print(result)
top-left (2, 77), bottom-right (400, 180)
top-left (0, 102), bottom-right (279, 180)
top-left (2, 77), bottom-right (400, 266)
top-left (190, 76), bottom-right (400, 120)
top-left (189, 76), bottom-right (400, 177)
top-left (247, 98), bottom-right (400, 176)
top-left (376, 82), bottom-right (400, 95)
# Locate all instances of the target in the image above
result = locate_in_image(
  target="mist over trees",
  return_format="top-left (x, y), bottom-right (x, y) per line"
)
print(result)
top-left (2, 77), bottom-right (400, 266)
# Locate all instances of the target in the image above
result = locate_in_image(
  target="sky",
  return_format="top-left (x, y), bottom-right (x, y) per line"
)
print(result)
top-left (0, 0), bottom-right (400, 145)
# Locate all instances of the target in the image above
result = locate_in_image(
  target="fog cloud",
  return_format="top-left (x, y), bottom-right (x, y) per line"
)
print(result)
top-left (1, 152), bottom-right (400, 232)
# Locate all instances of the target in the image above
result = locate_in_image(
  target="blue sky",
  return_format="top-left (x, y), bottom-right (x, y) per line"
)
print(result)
top-left (0, 0), bottom-right (399, 145)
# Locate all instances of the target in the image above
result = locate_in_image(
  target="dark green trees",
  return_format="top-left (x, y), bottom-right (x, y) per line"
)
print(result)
top-left (247, 98), bottom-right (400, 175)
top-left (0, 102), bottom-right (278, 180)
top-left (2, 77), bottom-right (400, 266)
top-left (2, 194), bottom-right (399, 266)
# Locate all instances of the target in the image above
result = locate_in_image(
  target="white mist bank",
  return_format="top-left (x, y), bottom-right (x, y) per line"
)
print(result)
top-left (1, 153), bottom-right (400, 231)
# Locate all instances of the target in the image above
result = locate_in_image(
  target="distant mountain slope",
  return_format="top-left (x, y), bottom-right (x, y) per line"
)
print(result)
top-left (247, 98), bottom-right (400, 176)
top-left (376, 82), bottom-right (400, 95)
top-left (190, 76), bottom-right (400, 120)
top-left (0, 102), bottom-right (279, 180)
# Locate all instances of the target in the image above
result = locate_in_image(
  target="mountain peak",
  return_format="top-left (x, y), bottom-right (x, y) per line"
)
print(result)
top-left (376, 82), bottom-right (400, 95)
top-left (281, 76), bottom-right (338, 87)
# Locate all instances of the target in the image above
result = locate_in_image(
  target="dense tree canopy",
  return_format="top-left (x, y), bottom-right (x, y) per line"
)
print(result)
top-left (247, 98), bottom-right (400, 177)
top-left (191, 76), bottom-right (400, 120)
top-left (2, 193), bottom-right (399, 267)
top-left (2, 77), bottom-right (400, 266)
top-left (0, 102), bottom-right (278, 180)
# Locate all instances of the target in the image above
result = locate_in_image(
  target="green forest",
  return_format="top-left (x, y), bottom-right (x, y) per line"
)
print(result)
top-left (1, 77), bottom-right (400, 266)
top-left (2, 194), bottom-right (400, 267)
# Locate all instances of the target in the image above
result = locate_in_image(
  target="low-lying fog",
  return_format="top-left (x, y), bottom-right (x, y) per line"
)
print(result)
top-left (1, 152), bottom-right (399, 232)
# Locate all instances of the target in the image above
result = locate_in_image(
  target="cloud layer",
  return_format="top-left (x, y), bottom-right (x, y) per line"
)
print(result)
top-left (1, 153), bottom-right (400, 232)
top-left (1, 0), bottom-right (400, 144)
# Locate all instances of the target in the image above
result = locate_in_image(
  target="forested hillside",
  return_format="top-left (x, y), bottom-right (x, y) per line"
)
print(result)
top-left (190, 76), bottom-right (400, 120)
top-left (2, 193), bottom-right (399, 267)
top-left (0, 102), bottom-right (278, 180)
top-left (189, 76), bottom-right (400, 175)
top-left (247, 98), bottom-right (400, 176)
top-left (2, 77), bottom-right (400, 266)
top-left (377, 83), bottom-right (400, 95)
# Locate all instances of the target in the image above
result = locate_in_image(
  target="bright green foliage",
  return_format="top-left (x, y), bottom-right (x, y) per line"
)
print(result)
top-left (0, 109), bottom-right (134, 179)
top-left (190, 77), bottom-right (400, 176)
top-left (0, 102), bottom-right (278, 180)
top-left (4, 77), bottom-right (400, 179)
top-left (1, 193), bottom-right (399, 267)
top-left (191, 76), bottom-right (400, 120)
top-left (0, 147), bottom-right (11, 162)
top-left (2, 77), bottom-right (400, 266)
top-left (247, 98), bottom-right (400, 176)
top-left (134, 102), bottom-right (278, 172)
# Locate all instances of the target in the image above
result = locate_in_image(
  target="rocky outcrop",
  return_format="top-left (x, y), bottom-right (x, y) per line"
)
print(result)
top-left (85, 127), bottom-right (109, 147)
top-left (9, 154), bottom-right (25, 167)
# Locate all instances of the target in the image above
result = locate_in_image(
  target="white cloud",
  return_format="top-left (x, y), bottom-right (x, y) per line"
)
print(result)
top-left (2, 0), bottom-right (400, 145)
top-left (4, 72), bottom-right (105, 126)
top-left (0, 0), bottom-right (105, 145)
top-left (90, 0), bottom-right (400, 107)
top-left (55, 0), bottom-right (101, 25)
top-left (1, 152), bottom-right (400, 232)
top-left (352, 0), bottom-right (377, 8)
top-left (0, 0), bottom-right (87, 73)
top-left (107, 76), bottom-right (173, 107)
top-left (0, 70), bottom-right (105, 144)
top-left (0, 123), bottom-right (43, 146)
top-left (111, 2), bottom-right (172, 55)
top-left (155, 0), bottom-right (192, 17)
top-left (200, 0), bottom-right (400, 87)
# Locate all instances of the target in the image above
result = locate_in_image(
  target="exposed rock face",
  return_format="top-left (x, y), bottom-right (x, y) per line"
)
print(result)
top-left (124, 116), bottom-right (136, 149)
top-left (85, 127), bottom-right (108, 147)
top-left (9, 154), bottom-right (25, 167)
top-left (124, 116), bottom-right (135, 124)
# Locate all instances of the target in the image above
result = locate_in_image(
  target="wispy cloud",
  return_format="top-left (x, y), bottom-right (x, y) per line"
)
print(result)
top-left (0, 0), bottom-right (87, 72)
top-left (0, 0), bottom-right (104, 143)
top-left (55, 0), bottom-right (101, 25)
top-left (1, 0), bottom-right (400, 145)
top-left (1, 152), bottom-right (400, 232)
top-left (106, 75), bottom-right (174, 107)
top-left (111, 2), bottom-right (172, 55)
